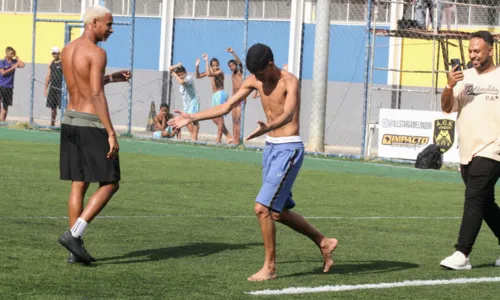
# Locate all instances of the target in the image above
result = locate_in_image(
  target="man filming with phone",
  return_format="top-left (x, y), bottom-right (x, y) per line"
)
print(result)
top-left (440, 31), bottom-right (500, 270)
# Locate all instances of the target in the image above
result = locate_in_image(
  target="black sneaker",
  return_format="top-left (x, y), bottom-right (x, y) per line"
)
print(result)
top-left (68, 253), bottom-right (81, 264)
top-left (58, 231), bottom-right (92, 265)
top-left (68, 252), bottom-right (97, 264)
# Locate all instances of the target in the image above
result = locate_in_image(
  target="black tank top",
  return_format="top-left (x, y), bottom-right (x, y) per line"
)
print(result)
top-left (50, 60), bottom-right (63, 88)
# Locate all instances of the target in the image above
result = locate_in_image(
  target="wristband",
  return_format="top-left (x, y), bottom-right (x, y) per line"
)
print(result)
top-left (446, 84), bottom-right (452, 89)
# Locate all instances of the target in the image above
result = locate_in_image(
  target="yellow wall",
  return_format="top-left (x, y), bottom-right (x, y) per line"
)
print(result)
top-left (0, 14), bottom-right (81, 64)
top-left (400, 28), bottom-right (500, 87)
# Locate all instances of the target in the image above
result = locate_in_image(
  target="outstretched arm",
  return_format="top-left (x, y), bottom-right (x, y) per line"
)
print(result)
top-left (103, 70), bottom-right (131, 85)
top-left (168, 79), bottom-right (254, 128)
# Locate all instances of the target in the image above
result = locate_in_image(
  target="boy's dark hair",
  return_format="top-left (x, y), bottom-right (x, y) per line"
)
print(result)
top-left (228, 59), bottom-right (237, 66)
top-left (210, 58), bottom-right (219, 66)
top-left (5, 46), bottom-right (14, 53)
top-left (173, 66), bottom-right (186, 74)
top-left (246, 43), bottom-right (274, 74)
top-left (160, 103), bottom-right (169, 110)
top-left (471, 30), bottom-right (494, 46)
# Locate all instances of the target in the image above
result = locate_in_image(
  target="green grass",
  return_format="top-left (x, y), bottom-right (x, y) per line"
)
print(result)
top-left (0, 127), bottom-right (499, 300)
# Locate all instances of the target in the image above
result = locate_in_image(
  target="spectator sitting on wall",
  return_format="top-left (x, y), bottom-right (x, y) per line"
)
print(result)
top-left (153, 103), bottom-right (179, 139)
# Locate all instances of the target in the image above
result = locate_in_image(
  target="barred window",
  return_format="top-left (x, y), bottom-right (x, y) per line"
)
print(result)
top-left (37, 0), bottom-right (59, 13)
top-left (136, 0), bottom-right (161, 16)
top-left (174, 0), bottom-right (292, 19)
top-left (61, 0), bottom-right (80, 14)
top-left (174, 0), bottom-right (194, 17)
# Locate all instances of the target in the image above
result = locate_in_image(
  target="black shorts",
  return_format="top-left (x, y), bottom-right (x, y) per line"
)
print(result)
top-left (60, 110), bottom-right (120, 183)
top-left (0, 86), bottom-right (13, 108)
top-left (46, 87), bottom-right (61, 109)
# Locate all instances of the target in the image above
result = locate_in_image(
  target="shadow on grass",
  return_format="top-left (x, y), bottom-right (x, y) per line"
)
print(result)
top-left (97, 242), bottom-right (261, 265)
top-left (279, 260), bottom-right (419, 278)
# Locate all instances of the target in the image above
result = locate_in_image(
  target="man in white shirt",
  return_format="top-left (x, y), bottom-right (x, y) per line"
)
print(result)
top-left (440, 31), bottom-right (500, 270)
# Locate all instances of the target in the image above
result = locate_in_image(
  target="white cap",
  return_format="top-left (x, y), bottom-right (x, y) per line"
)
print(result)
top-left (51, 46), bottom-right (60, 53)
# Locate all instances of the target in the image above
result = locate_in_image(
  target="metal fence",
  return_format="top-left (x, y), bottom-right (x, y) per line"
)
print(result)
top-left (1, 0), bottom-right (497, 157)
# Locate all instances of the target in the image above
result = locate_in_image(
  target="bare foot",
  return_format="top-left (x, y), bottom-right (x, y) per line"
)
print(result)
top-left (227, 137), bottom-right (233, 144)
top-left (247, 267), bottom-right (277, 282)
top-left (320, 238), bottom-right (338, 273)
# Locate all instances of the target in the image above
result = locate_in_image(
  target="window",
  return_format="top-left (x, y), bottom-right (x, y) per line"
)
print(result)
top-left (348, 0), bottom-right (366, 22)
top-left (174, 0), bottom-right (291, 19)
top-left (3, 0), bottom-right (16, 12)
top-left (136, 0), bottom-right (161, 17)
top-left (175, 0), bottom-right (194, 17)
top-left (38, 0), bottom-right (59, 13)
top-left (264, 0), bottom-right (292, 19)
top-left (229, 0), bottom-right (245, 18)
top-left (16, 0), bottom-right (31, 12)
top-left (106, 0), bottom-right (126, 15)
top-left (249, 0), bottom-right (264, 18)
top-left (61, 0), bottom-right (80, 14)
top-left (209, 0), bottom-right (228, 17)
top-left (195, 0), bottom-right (209, 17)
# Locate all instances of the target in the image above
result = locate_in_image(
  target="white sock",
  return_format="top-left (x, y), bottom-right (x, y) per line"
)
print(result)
top-left (70, 218), bottom-right (88, 238)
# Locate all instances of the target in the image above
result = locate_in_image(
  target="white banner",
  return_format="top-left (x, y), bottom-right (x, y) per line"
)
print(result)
top-left (378, 109), bottom-right (459, 163)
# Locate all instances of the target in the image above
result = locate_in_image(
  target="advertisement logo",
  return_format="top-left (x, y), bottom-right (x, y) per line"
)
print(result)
top-left (381, 134), bottom-right (429, 147)
top-left (433, 119), bottom-right (455, 153)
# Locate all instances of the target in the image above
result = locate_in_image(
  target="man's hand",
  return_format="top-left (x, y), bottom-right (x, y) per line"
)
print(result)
top-left (168, 110), bottom-right (193, 130)
top-left (107, 134), bottom-right (119, 159)
top-left (447, 65), bottom-right (464, 88)
top-left (226, 47), bottom-right (233, 53)
top-left (202, 53), bottom-right (208, 61)
top-left (112, 70), bottom-right (132, 83)
top-left (195, 58), bottom-right (200, 67)
top-left (245, 121), bottom-right (270, 141)
top-left (44, 89), bottom-right (48, 97)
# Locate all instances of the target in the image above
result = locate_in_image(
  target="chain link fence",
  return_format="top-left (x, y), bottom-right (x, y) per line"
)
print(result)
top-left (2, 0), bottom-right (497, 156)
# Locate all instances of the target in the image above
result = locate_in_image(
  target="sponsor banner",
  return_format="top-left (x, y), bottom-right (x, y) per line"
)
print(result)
top-left (378, 109), bottom-right (459, 162)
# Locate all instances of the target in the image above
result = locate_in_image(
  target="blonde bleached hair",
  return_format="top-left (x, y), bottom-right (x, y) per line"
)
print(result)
top-left (83, 5), bottom-right (112, 25)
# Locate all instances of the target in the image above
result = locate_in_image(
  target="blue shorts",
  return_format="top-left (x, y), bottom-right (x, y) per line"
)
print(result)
top-left (212, 90), bottom-right (228, 107)
top-left (184, 102), bottom-right (199, 115)
top-left (255, 137), bottom-right (304, 213)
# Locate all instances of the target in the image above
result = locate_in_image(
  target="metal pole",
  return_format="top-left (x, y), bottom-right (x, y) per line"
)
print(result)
top-left (240, 0), bottom-right (250, 145)
top-left (365, 5), bottom-right (378, 156)
top-left (431, 0), bottom-right (438, 110)
top-left (29, 0), bottom-right (38, 125)
top-left (127, 0), bottom-right (136, 135)
top-left (307, 0), bottom-right (330, 153)
top-left (361, 0), bottom-right (374, 157)
top-left (60, 22), bottom-right (70, 124)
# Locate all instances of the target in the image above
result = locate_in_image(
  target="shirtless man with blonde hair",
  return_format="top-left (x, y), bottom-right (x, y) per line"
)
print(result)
top-left (57, 5), bottom-right (131, 265)
top-left (169, 43), bottom-right (338, 281)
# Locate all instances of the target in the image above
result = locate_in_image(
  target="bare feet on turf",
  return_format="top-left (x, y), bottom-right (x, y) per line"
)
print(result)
top-left (247, 266), bottom-right (277, 282)
top-left (320, 238), bottom-right (338, 273)
top-left (227, 137), bottom-right (233, 144)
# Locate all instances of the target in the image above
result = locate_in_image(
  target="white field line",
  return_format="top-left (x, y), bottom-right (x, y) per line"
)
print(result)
top-left (247, 276), bottom-right (500, 295)
top-left (0, 215), bottom-right (460, 220)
